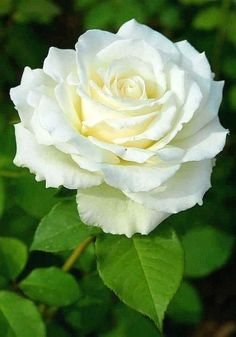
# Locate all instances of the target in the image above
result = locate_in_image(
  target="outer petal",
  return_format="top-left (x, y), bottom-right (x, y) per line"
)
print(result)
top-left (152, 81), bottom-right (203, 150)
top-left (176, 81), bottom-right (224, 139)
top-left (176, 40), bottom-right (212, 97)
top-left (54, 83), bottom-right (81, 131)
top-left (30, 94), bottom-right (76, 146)
top-left (29, 94), bottom-right (120, 164)
top-left (101, 162), bottom-right (181, 193)
top-left (172, 118), bottom-right (228, 162)
top-left (76, 184), bottom-right (169, 237)
top-left (88, 136), bottom-right (155, 163)
top-left (118, 19), bottom-right (179, 62)
top-left (43, 47), bottom-right (77, 82)
top-left (96, 39), bottom-right (164, 72)
top-left (126, 160), bottom-right (213, 213)
top-left (75, 29), bottom-right (118, 85)
top-left (10, 67), bottom-right (53, 129)
top-left (14, 123), bottom-right (102, 189)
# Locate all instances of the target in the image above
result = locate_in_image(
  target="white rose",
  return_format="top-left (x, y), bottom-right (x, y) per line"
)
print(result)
top-left (10, 20), bottom-right (228, 237)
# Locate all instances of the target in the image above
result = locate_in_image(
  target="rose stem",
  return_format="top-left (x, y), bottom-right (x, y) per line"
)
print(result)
top-left (41, 236), bottom-right (95, 322)
top-left (62, 235), bottom-right (95, 272)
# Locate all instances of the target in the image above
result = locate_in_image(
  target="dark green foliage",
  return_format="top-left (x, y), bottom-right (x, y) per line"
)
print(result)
top-left (20, 267), bottom-right (81, 306)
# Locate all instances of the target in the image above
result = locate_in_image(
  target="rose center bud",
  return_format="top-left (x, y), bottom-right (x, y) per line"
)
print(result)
top-left (116, 76), bottom-right (146, 100)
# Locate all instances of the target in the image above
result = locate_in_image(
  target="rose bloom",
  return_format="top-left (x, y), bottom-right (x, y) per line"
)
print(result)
top-left (10, 20), bottom-right (227, 237)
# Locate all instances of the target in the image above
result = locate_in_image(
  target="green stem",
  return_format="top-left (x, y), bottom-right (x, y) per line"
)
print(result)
top-left (62, 236), bottom-right (94, 272)
top-left (40, 236), bottom-right (95, 322)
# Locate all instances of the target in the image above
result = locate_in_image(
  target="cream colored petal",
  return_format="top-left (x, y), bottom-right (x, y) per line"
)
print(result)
top-left (83, 111), bottom-right (157, 145)
top-left (54, 83), bottom-right (81, 130)
top-left (75, 29), bottom-right (118, 85)
top-left (96, 39), bottom-right (164, 72)
top-left (176, 40), bottom-right (212, 98)
top-left (126, 160), bottom-right (213, 213)
top-left (153, 145), bottom-right (186, 163)
top-left (114, 95), bottom-right (177, 144)
top-left (10, 67), bottom-right (53, 129)
top-left (78, 81), bottom-right (171, 128)
top-left (43, 47), bottom-right (77, 82)
top-left (76, 184), bottom-right (169, 237)
top-left (14, 124), bottom-right (102, 189)
top-left (152, 81), bottom-right (203, 150)
top-left (88, 137), bottom-right (155, 163)
top-left (172, 118), bottom-right (228, 162)
top-left (118, 19), bottom-right (179, 62)
top-left (101, 162), bottom-right (181, 193)
top-left (30, 94), bottom-right (119, 164)
top-left (31, 94), bottom-right (75, 146)
top-left (176, 81), bottom-right (224, 139)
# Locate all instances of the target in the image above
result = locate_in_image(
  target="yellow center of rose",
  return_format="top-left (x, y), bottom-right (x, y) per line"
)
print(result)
top-left (110, 76), bottom-right (147, 100)
top-left (77, 57), bottom-right (167, 150)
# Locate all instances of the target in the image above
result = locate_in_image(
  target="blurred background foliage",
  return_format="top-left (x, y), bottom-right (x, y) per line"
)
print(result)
top-left (0, 0), bottom-right (235, 337)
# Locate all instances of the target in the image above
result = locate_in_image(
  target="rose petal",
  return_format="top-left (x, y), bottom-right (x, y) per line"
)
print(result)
top-left (118, 19), bottom-right (179, 62)
top-left (75, 29), bottom-right (118, 85)
top-left (153, 80), bottom-right (203, 150)
top-left (14, 124), bottom-right (102, 189)
top-left (176, 81), bottom-right (224, 138)
top-left (29, 93), bottom-right (119, 164)
top-left (176, 40), bottom-right (212, 97)
top-left (101, 161), bottom-right (181, 193)
top-left (10, 67), bottom-right (52, 129)
top-left (76, 183), bottom-right (169, 237)
top-left (88, 136), bottom-right (155, 163)
top-left (55, 83), bottom-right (81, 130)
top-left (114, 94), bottom-right (177, 144)
top-left (96, 39), bottom-right (164, 72)
top-left (43, 47), bottom-right (77, 82)
top-left (172, 117), bottom-right (228, 162)
top-left (126, 160), bottom-right (213, 213)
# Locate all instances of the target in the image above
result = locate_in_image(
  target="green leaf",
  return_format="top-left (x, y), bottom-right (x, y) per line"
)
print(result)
top-left (193, 7), bottom-right (220, 31)
top-left (96, 227), bottom-right (184, 330)
top-left (47, 323), bottom-right (70, 337)
top-left (0, 291), bottom-right (45, 337)
top-left (15, 175), bottom-right (58, 219)
top-left (0, 276), bottom-right (8, 290)
top-left (64, 273), bottom-right (110, 334)
top-left (0, 178), bottom-right (4, 217)
top-left (101, 303), bottom-right (162, 337)
top-left (0, 214), bottom-right (36, 247)
top-left (13, 0), bottom-right (61, 24)
top-left (31, 200), bottom-right (100, 252)
top-left (183, 226), bottom-right (234, 278)
top-left (167, 281), bottom-right (202, 324)
top-left (0, 237), bottom-right (28, 280)
top-left (20, 267), bottom-right (81, 307)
